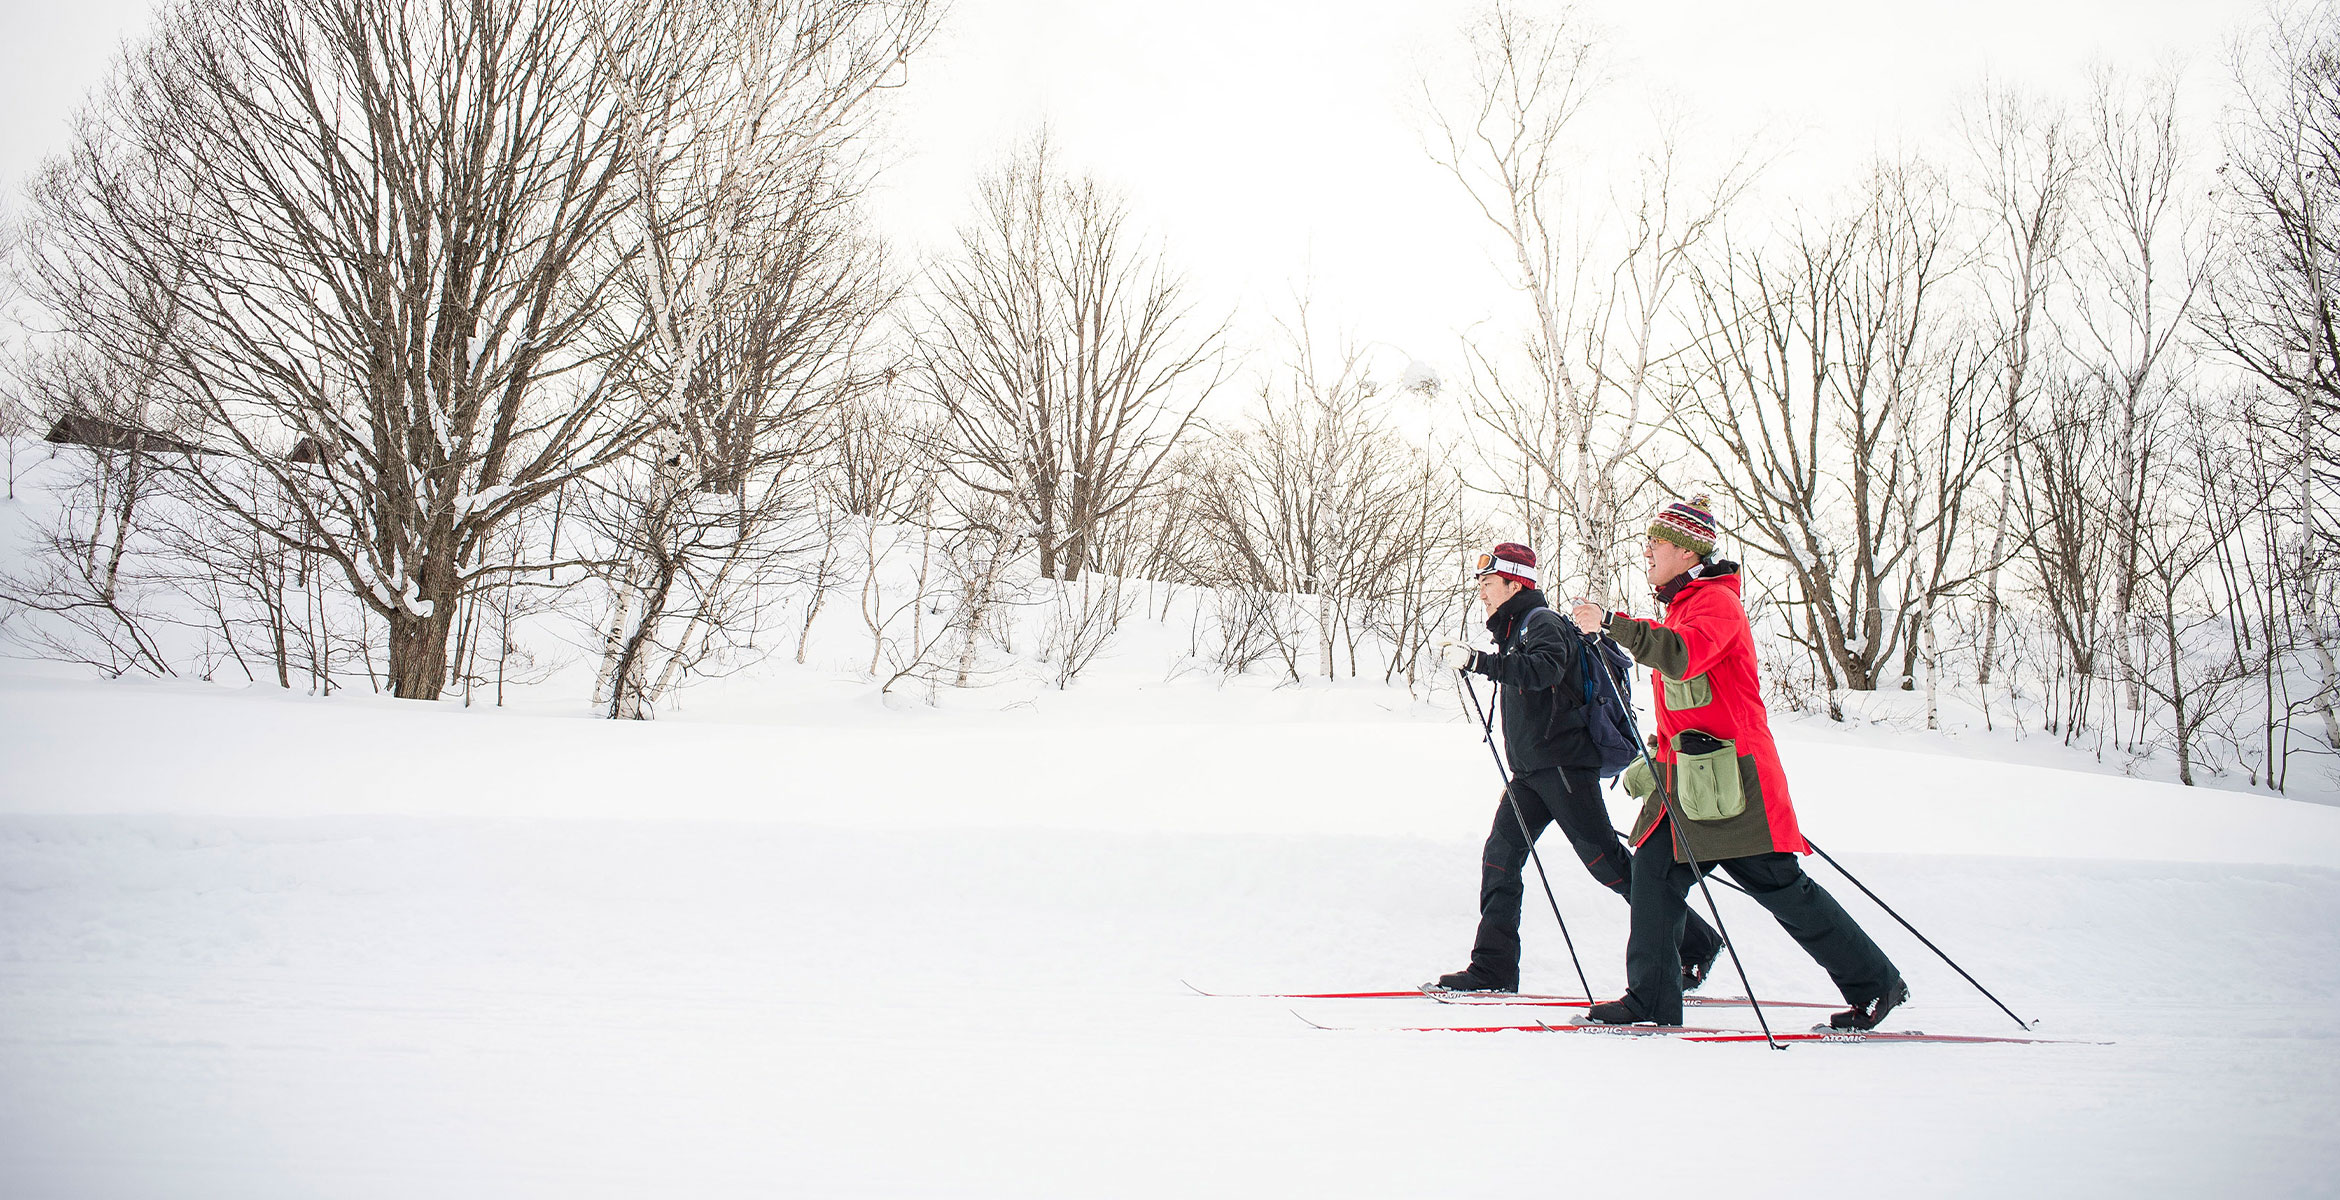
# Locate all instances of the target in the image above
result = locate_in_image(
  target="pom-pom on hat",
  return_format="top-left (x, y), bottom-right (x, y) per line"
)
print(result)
top-left (1473, 542), bottom-right (1540, 589)
top-left (1648, 495), bottom-right (1719, 558)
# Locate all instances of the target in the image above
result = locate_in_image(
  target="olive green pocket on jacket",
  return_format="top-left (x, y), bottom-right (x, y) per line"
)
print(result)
top-left (1671, 736), bottom-right (1746, 822)
top-left (1662, 673), bottom-right (1714, 711)
top-left (1621, 756), bottom-right (1656, 800)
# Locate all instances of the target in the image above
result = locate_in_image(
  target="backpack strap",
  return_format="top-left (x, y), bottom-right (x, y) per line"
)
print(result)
top-left (1519, 607), bottom-right (1593, 731)
top-left (1520, 610), bottom-right (1584, 683)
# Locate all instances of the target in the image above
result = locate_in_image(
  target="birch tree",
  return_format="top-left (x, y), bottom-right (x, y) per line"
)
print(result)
top-left (2127, 387), bottom-right (2274, 784)
top-left (2071, 69), bottom-right (2209, 727)
top-left (2003, 69), bottom-right (2208, 746)
top-left (1962, 83), bottom-right (2081, 690)
top-left (2201, 1), bottom-right (2340, 761)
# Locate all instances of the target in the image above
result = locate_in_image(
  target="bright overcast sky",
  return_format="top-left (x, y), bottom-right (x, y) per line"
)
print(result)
top-left (1, 0), bottom-right (2268, 376)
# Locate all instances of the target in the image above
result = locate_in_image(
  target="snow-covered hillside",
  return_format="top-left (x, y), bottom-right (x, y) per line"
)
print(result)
top-left (4, 428), bottom-right (2337, 1195)
top-left (2, 664), bottom-right (2337, 1198)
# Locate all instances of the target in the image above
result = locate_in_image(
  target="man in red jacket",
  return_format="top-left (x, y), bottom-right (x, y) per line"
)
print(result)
top-left (1568, 496), bottom-right (1908, 1030)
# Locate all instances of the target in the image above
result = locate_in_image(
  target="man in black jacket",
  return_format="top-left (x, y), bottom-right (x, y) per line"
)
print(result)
top-left (1426, 542), bottom-right (1723, 994)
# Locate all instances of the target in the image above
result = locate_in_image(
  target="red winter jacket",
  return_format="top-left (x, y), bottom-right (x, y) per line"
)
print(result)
top-left (1605, 563), bottom-right (1808, 864)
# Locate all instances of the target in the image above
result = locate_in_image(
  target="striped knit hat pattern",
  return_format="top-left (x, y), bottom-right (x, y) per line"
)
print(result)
top-left (1475, 542), bottom-right (1539, 589)
top-left (1648, 495), bottom-right (1719, 557)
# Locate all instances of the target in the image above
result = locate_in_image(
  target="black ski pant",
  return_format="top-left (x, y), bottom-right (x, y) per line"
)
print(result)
top-left (1469, 766), bottom-right (1721, 989)
top-left (1621, 816), bottom-right (1900, 1024)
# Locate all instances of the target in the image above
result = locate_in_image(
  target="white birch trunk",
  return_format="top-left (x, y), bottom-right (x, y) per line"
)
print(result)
top-left (862, 525), bottom-right (885, 678)
top-left (953, 532), bottom-right (1010, 688)
top-left (954, 587), bottom-right (989, 687)
top-left (590, 587), bottom-right (638, 707)
top-left (1318, 589), bottom-right (1334, 680)
top-left (1924, 607), bottom-right (1940, 731)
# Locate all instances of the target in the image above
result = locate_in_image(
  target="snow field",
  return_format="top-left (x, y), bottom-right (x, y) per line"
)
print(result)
top-left (2, 673), bottom-right (2338, 1196)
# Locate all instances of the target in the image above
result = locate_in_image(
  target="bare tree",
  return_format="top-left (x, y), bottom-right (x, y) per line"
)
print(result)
top-left (0, 447), bottom-right (177, 677)
top-left (831, 378), bottom-right (939, 523)
top-left (1081, 443), bottom-right (1209, 621)
top-left (2120, 387), bottom-right (2276, 784)
top-left (0, 337), bottom-right (192, 676)
top-left (2076, 68), bottom-right (2210, 729)
top-left (1362, 448), bottom-right (1482, 692)
top-left (1036, 572), bottom-right (1132, 690)
top-left (2201, 2), bottom-right (2340, 759)
top-left (2005, 69), bottom-right (2209, 748)
top-left (151, 462), bottom-right (377, 693)
top-left (17, 0), bottom-right (704, 699)
top-left (1677, 160), bottom-right (1998, 714)
top-left (0, 213), bottom-right (35, 499)
top-left (2007, 367), bottom-right (2126, 738)
top-left (1191, 584), bottom-right (1285, 679)
top-left (1961, 81), bottom-right (2082, 690)
top-left (1190, 311), bottom-right (1462, 682)
top-left (580, 0), bottom-right (933, 719)
top-left (791, 498), bottom-right (849, 666)
top-left (2194, 384), bottom-right (2320, 787)
top-left (909, 134), bottom-right (1227, 582)
top-left (1422, 2), bottom-right (1752, 602)
top-left (943, 505), bottom-right (1027, 688)
top-left (791, 380), bottom-right (935, 669)
top-left (853, 495), bottom-right (968, 698)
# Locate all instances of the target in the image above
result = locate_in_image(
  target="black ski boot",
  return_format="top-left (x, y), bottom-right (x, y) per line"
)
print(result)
top-left (1583, 999), bottom-right (1642, 1024)
top-left (1422, 967), bottom-right (1515, 994)
top-left (1681, 944), bottom-right (1721, 993)
top-left (1829, 978), bottom-right (1911, 1031)
top-left (1584, 998), bottom-right (1676, 1026)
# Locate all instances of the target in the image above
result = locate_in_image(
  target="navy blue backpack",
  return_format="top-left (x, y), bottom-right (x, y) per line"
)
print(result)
top-left (1579, 635), bottom-right (1640, 779)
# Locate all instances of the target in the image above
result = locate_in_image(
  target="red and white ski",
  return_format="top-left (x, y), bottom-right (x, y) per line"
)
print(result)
top-left (1179, 980), bottom-right (1836, 1009)
top-left (1288, 1010), bottom-right (2098, 1045)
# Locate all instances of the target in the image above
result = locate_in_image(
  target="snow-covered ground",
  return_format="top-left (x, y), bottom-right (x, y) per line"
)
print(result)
top-left (3, 658), bottom-right (2337, 1198)
top-left (2, 432), bottom-right (2335, 1195)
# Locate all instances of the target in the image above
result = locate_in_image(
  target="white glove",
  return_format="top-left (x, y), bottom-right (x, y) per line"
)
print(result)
top-left (1436, 638), bottom-right (1476, 672)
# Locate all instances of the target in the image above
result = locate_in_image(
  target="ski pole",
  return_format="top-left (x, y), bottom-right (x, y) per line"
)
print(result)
top-left (1456, 669), bottom-right (1596, 1003)
top-left (1801, 837), bottom-right (2034, 1031)
top-left (1584, 635), bottom-right (1781, 1050)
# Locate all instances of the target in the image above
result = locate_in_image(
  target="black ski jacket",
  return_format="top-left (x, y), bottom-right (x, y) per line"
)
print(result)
top-left (1469, 587), bottom-right (1599, 774)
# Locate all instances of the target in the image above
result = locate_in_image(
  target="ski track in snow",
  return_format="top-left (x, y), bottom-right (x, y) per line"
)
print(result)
top-left (1, 674), bottom-right (2337, 1197)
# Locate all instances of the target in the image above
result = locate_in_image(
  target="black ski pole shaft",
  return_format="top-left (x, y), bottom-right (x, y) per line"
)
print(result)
top-left (1658, 801), bottom-right (1778, 1050)
top-left (1457, 670), bottom-right (1595, 1003)
top-left (1586, 635), bottom-right (1780, 1049)
top-left (1802, 837), bottom-right (2034, 1031)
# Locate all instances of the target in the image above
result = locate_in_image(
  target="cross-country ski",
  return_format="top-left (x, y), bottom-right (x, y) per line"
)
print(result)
top-left (1289, 1010), bottom-right (2100, 1046)
top-left (1181, 979), bottom-right (1840, 1009)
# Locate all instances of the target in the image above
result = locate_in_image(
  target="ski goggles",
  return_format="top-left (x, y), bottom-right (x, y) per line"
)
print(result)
top-left (1472, 552), bottom-right (1538, 584)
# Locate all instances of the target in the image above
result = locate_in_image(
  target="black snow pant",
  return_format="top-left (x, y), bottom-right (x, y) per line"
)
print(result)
top-left (1468, 766), bottom-right (1721, 990)
top-left (1621, 816), bottom-right (1900, 1024)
